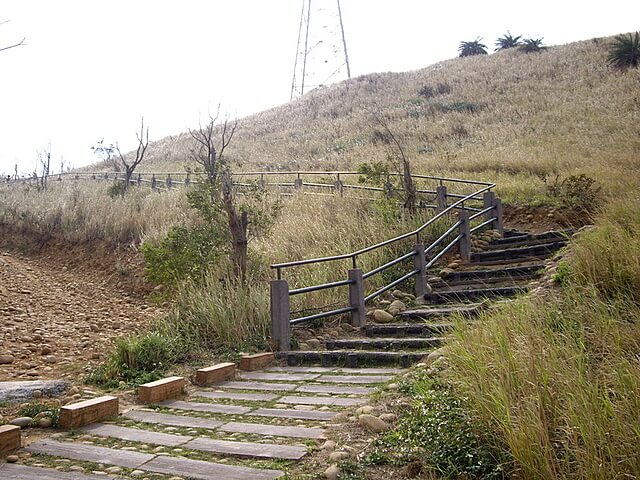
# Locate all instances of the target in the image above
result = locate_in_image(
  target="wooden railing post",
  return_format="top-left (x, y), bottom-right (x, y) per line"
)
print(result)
top-left (493, 197), bottom-right (504, 235)
top-left (458, 210), bottom-right (471, 262)
top-left (348, 269), bottom-right (366, 327)
top-left (270, 279), bottom-right (291, 351)
top-left (294, 173), bottom-right (303, 190)
top-left (436, 185), bottom-right (448, 212)
top-left (413, 244), bottom-right (427, 298)
top-left (483, 191), bottom-right (495, 222)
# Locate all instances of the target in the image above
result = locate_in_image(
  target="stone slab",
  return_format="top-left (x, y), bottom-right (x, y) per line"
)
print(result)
top-left (251, 408), bottom-right (338, 421)
top-left (315, 375), bottom-right (393, 384)
top-left (186, 437), bottom-right (307, 460)
top-left (296, 384), bottom-right (373, 395)
top-left (195, 362), bottom-right (236, 386)
top-left (239, 352), bottom-right (274, 371)
top-left (333, 368), bottom-right (406, 375)
top-left (161, 400), bottom-right (251, 415)
top-left (196, 391), bottom-right (279, 402)
top-left (265, 366), bottom-right (336, 373)
top-left (0, 380), bottom-right (69, 403)
top-left (0, 425), bottom-right (21, 456)
top-left (0, 464), bottom-right (127, 480)
top-left (143, 455), bottom-right (283, 480)
top-left (279, 395), bottom-right (366, 407)
top-left (59, 395), bottom-right (119, 429)
top-left (237, 372), bottom-right (320, 382)
top-left (218, 381), bottom-right (297, 392)
top-left (80, 423), bottom-right (192, 447)
top-left (138, 376), bottom-right (186, 404)
top-left (25, 439), bottom-right (154, 468)
top-left (219, 422), bottom-right (326, 439)
top-left (123, 410), bottom-right (224, 430)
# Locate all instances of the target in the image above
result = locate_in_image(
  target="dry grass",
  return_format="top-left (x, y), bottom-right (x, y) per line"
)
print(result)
top-left (446, 198), bottom-right (640, 479)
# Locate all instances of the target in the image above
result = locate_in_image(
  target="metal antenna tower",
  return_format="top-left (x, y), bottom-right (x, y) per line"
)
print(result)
top-left (290, 0), bottom-right (351, 100)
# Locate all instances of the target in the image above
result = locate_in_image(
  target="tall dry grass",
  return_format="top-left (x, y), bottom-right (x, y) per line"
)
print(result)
top-left (446, 198), bottom-right (640, 478)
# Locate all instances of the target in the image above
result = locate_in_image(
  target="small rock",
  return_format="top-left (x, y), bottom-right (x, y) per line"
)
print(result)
top-left (43, 355), bottom-right (57, 364)
top-left (40, 346), bottom-right (52, 355)
top-left (388, 300), bottom-right (406, 316)
top-left (105, 466), bottom-right (122, 474)
top-left (10, 417), bottom-right (33, 428)
top-left (358, 414), bottom-right (390, 433)
top-left (373, 310), bottom-right (394, 323)
top-left (325, 464), bottom-right (340, 480)
top-left (130, 470), bottom-right (145, 476)
top-left (38, 417), bottom-right (53, 428)
top-left (69, 466), bottom-right (85, 472)
top-left (426, 346), bottom-right (448, 365)
top-left (6, 455), bottom-right (19, 463)
top-left (329, 451), bottom-right (349, 462)
top-left (356, 405), bottom-right (373, 415)
top-left (307, 339), bottom-right (322, 349)
top-left (379, 413), bottom-right (397, 423)
top-left (439, 268), bottom-right (455, 278)
top-left (387, 383), bottom-right (399, 390)
top-left (0, 354), bottom-right (15, 364)
top-left (31, 390), bottom-right (43, 399)
top-left (321, 440), bottom-right (336, 451)
top-left (447, 262), bottom-right (459, 270)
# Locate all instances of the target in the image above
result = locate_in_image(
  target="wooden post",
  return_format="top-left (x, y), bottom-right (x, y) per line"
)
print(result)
top-left (458, 210), bottom-right (471, 262)
top-left (334, 179), bottom-right (344, 196)
top-left (270, 279), bottom-right (291, 351)
top-left (413, 244), bottom-right (427, 297)
top-left (348, 269), bottom-right (366, 327)
top-left (436, 185), bottom-right (448, 212)
top-left (483, 191), bottom-right (495, 222)
top-left (494, 197), bottom-right (504, 235)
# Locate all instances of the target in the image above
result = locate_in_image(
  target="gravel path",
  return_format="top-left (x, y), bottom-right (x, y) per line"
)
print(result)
top-left (0, 250), bottom-right (162, 382)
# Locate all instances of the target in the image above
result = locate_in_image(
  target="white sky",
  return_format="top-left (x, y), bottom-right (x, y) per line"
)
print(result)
top-left (1, 0), bottom-right (639, 175)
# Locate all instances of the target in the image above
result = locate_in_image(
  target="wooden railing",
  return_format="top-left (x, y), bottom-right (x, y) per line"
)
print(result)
top-left (268, 175), bottom-right (503, 351)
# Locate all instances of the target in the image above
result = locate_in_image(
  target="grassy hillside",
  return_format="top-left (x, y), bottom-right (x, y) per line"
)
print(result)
top-left (140, 35), bottom-right (639, 203)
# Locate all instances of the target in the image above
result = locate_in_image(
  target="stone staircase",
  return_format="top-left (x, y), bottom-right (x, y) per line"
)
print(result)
top-left (280, 229), bottom-right (568, 368)
top-left (1, 366), bottom-right (403, 479)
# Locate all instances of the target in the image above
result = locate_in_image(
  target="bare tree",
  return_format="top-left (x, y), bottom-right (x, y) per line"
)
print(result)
top-left (189, 114), bottom-right (250, 279)
top-left (33, 144), bottom-right (51, 191)
top-left (370, 108), bottom-right (416, 213)
top-left (114, 117), bottom-right (149, 193)
top-left (0, 20), bottom-right (25, 53)
top-left (91, 139), bottom-right (120, 172)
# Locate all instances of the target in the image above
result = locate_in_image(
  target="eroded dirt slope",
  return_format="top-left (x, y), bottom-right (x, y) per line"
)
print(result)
top-left (0, 249), bottom-right (163, 382)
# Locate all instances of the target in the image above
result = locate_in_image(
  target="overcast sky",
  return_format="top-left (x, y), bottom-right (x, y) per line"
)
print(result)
top-left (1, 0), bottom-right (639, 175)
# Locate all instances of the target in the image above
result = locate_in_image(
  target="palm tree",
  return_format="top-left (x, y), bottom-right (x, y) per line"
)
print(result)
top-left (520, 38), bottom-right (546, 53)
top-left (495, 32), bottom-right (523, 51)
top-left (608, 32), bottom-right (640, 70)
top-left (458, 38), bottom-right (488, 57)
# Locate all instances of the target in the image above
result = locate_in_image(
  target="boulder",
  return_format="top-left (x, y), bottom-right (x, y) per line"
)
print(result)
top-left (10, 417), bottom-right (33, 428)
top-left (325, 465), bottom-right (340, 480)
top-left (329, 451), bottom-right (349, 462)
top-left (388, 300), bottom-right (406, 316)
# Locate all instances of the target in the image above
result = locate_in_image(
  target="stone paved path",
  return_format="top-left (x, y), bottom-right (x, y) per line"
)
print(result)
top-left (14, 365), bottom-right (405, 479)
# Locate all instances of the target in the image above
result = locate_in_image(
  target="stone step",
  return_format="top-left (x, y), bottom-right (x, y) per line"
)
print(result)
top-left (314, 374), bottom-right (393, 384)
top-left (251, 408), bottom-right (338, 421)
top-left (438, 264), bottom-right (544, 282)
top-left (425, 286), bottom-right (527, 303)
top-left (124, 409), bottom-right (225, 430)
top-left (279, 350), bottom-right (426, 368)
top-left (81, 423), bottom-right (191, 447)
top-left (487, 230), bottom-right (571, 248)
top-left (470, 241), bottom-right (565, 263)
top-left (364, 323), bottom-right (453, 337)
top-left (160, 400), bottom-right (251, 415)
top-left (396, 303), bottom-right (484, 321)
top-left (195, 391), bottom-right (279, 402)
top-left (124, 409), bottom-right (327, 439)
top-left (218, 381), bottom-right (298, 392)
top-left (431, 277), bottom-right (531, 293)
top-left (296, 384), bottom-right (374, 395)
top-left (0, 464), bottom-right (122, 480)
top-left (26, 439), bottom-right (284, 480)
top-left (237, 372), bottom-right (321, 382)
top-left (81, 422), bottom-right (307, 460)
top-left (325, 337), bottom-right (443, 351)
top-left (278, 395), bottom-right (366, 407)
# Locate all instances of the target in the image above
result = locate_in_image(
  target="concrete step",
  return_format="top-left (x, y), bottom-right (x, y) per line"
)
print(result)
top-left (278, 350), bottom-right (427, 367)
top-left (425, 285), bottom-right (527, 303)
top-left (470, 241), bottom-right (565, 263)
top-left (364, 322), bottom-right (453, 337)
top-left (432, 277), bottom-right (531, 293)
top-left (325, 337), bottom-right (443, 351)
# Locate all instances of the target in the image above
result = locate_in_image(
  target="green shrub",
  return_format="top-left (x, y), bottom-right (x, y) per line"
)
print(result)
top-left (543, 173), bottom-right (601, 211)
top-left (369, 372), bottom-right (508, 478)
top-left (107, 180), bottom-right (127, 198)
top-left (19, 403), bottom-right (60, 427)
top-left (608, 32), bottom-right (640, 70)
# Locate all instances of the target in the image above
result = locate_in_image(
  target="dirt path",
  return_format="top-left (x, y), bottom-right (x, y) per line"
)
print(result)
top-left (0, 249), bottom-right (163, 382)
